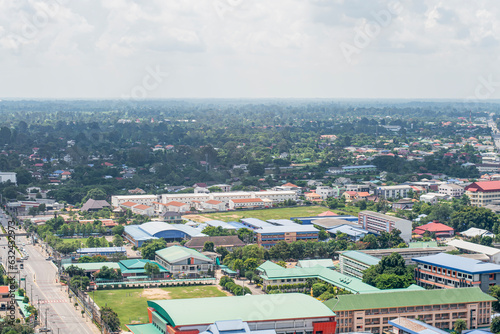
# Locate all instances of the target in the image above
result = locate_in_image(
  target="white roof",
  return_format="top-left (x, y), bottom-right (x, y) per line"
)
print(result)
top-left (257, 225), bottom-right (318, 234)
top-left (461, 227), bottom-right (495, 238)
top-left (447, 239), bottom-right (500, 256)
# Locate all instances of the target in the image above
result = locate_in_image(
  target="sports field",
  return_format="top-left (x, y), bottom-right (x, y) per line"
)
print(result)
top-left (184, 205), bottom-right (359, 223)
top-left (93, 285), bottom-right (228, 330)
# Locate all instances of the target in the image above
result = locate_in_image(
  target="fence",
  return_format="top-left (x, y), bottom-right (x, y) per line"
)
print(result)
top-left (96, 277), bottom-right (216, 289)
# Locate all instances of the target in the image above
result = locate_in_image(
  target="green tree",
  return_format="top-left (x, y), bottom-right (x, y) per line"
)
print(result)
top-left (82, 188), bottom-right (107, 203)
top-left (237, 228), bottom-right (254, 243)
top-left (101, 306), bottom-right (121, 332)
top-left (86, 236), bottom-right (96, 248)
top-left (312, 283), bottom-right (327, 298)
top-left (248, 162), bottom-right (265, 176)
top-left (203, 241), bottom-right (215, 252)
top-left (141, 239), bottom-right (167, 260)
top-left (113, 234), bottom-right (124, 247)
top-left (489, 285), bottom-right (500, 312)
top-left (144, 262), bottom-right (160, 278)
top-left (269, 241), bottom-right (290, 261)
top-left (111, 225), bottom-right (125, 235)
top-left (491, 316), bottom-right (500, 334)
top-left (216, 246), bottom-right (229, 260)
top-left (318, 230), bottom-right (329, 241)
top-left (454, 319), bottom-right (467, 334)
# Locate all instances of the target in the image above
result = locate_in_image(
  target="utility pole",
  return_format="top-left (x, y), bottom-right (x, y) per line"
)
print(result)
top-left (45, 307), bottom-right (48, 329)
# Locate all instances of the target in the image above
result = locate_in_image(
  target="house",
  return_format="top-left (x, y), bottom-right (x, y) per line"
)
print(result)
top-left (161, 211), bottom-right (183, 224)
top-left (304, 192), bottom-right (322, 202)
top-left (342, 191), bottom-right (359, 202)
top-left (118, 259), bottom-right (168, 280)
top-left (164, 201), bottom-right (190, 213)
top-left (80, 199), bottom-right (111, 212)
top-left (203, 200), bottom-right (226, 211)
top-left (131, 204), bottom-right (154, 216)
top-left (392, 198), bottom-right (414, 210)
top-left (61, 171), bottom-right (71, 180)
top-left (413, 221), bottom-right (454, 237)
top-left (184, 235), bottom-right (245, 252)
top-left (155, 245), bottom-right (214, 278)
top-left (315, 186), bottom-right (339, 199)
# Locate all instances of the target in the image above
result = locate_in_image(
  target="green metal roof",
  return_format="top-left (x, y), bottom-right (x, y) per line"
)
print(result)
top-left (155, 246), bottom-right (212, 263)
top-left (340, 251), bottom-right (380, 266)
top-left (256, 260), bottom-right (283, 271)
top-left (148, 294), bottom-right (334, 327)
top-left (118, 259), bottom-right (168, 274)
top-left (128, 323), bottom-right (163, 334)
top-left (220, 265), bottom-right (237, 274)
top-left (324, 287), bottom-right (495, 311)
top-left (260, 266), bottom-right (380, 294)
top-left (297, 259), bottom-right (335, 268)
top-left (62, 262), bottom-right (120, 271)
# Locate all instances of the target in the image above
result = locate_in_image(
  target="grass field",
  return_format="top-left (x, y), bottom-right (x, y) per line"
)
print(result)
top-left (93, 285), bottom-right (228, 329)
top-left (192, 206), bottom-right (328, 222)
top-left (61, 237), bottom-right (88, 245)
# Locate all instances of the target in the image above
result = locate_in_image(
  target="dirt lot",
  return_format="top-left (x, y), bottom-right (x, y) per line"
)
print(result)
top-left (140, 288), bottom-right (171, 299)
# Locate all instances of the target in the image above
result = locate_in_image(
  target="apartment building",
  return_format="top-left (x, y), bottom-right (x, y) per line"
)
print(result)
top-left (374, 185), bottom-right (412, 199)
top-left (413, 253), bottom-right (500, 292)
top-left (439, 183), bottom-right (465, 198)
top-left (358, 211), bottom-right (412, 242)
top-left (324, 288), bottom-right (495, 334)
top-left (359, 246), bottom-right (453, 265)
top-left (111, 194), bottom-right (159, 207)
top-left (465, 181), bottom-right (500, 207)
top-left (338, 250), bottom-right (380, 279)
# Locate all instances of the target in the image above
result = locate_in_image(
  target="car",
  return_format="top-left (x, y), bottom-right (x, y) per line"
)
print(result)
top-left (39, 327), bottom-right (52, 333)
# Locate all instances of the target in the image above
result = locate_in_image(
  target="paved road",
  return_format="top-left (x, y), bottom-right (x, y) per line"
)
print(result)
top-left (0, 212), bottom-right (99, 333)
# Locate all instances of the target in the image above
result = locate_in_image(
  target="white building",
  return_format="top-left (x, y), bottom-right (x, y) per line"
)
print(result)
top-left (0, 172), bottom-right (16, 185)
top-left (315, 186), bottom-right (339, 199)
top-left (419, 193), bottom-right (449, 204)
top-left (438, 184), bottom-right (464, 198)
top-left (111, 194), bottom-right (159, 207)
top-left (374, 185), bottom-right (412, 199)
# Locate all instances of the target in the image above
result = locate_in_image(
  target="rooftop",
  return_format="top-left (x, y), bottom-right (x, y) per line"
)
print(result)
top-left (389, 317), bottom-right (449, 334)
top-left (447, 239), bottom-right (500, 256)
top-left (296, 259), bottom-right (335, 268)
top-left (324, 287), bottom-right (495, 311)
top-left (413, 253), bottom-right (500, 274)
top-left (340, 250), bottom-right (380, 266)
top-left (62, 262), bottom-right (120, 271)
top-left (155, 245), bottom-right (213, 263)
top-left (257, 225), bottom-right (318, 234)
top-left (413, 222), bottom-right (454, 234)
top-left (147, 294), bottom-right (334, 327)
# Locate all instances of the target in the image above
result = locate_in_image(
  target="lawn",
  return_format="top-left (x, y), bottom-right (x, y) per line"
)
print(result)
top-left (93, 285), bottom-right (227, 329)
top-left (61, 237), bottom-right (88, 245)
top-left (196, 205), bottom-right (330, 222)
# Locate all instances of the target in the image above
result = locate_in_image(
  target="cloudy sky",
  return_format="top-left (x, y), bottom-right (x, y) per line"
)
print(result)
top-left (0, 0), bottom-right (499, 99)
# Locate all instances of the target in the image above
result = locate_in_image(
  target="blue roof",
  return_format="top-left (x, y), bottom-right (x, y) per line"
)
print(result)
top-left (267, 219), bottom-right (300, 227)
top-left (77, 247), bottom-right (126, 254)
top-left (240, 218), bottom-right (273, 229)
top-left (126, 222), bottom-right (206, 241)
top-left (125, 225), bottom-right (158, 241)
top-left (413, 253), bottom-right (500, 274)
top-left (328, 225), bottom-right (369, 237)
top-left (257, 225), bottom-right (318, 234)
top-left (227, 221), bottom-right (247, 229)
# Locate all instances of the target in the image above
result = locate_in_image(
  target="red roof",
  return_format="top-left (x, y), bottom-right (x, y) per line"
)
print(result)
top-left (120, 201), bottom-right (137, 207)
top-left (357, 192), bottom-right (370, 197)
top-left (465, 181), bottom-right (500, 192)
top-left (344, 191), bottom-right (358, 196)
top-left (231, 198), bottom-right (264, 203)
top-left (133, 204), bottom-right (151, 210)
top-left (282, 182), bottom-right (299, 187)
top-left (165, 201), bottom-right (188, 207)
top-left (206, 200), bottom-right (223, 205)
top-left (413, 222), bottom-right (454, 235)
top-left (318, 211), bottom-right (338, 216)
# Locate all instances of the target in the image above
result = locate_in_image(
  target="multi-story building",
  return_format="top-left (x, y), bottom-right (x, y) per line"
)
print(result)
top-left (338, 251), bottom-right (380, 279)
top-left (315, 186), bottom-right (339, 199)
top-left (111, 194), bottom-right (159, 207)
top-left (358, 211), bottom-right (412, 242)
top-left (374, 185), bottom-right (412, 199)
top-left (465, 181), bottom-right (500, 207)
top-left (358, 246), bottom-right (453, 265)
top-left (414, 253), bottom-right (500, 292)
top-left (256, 225), bottom-right (319, 248)
top-left (155, 245), bottom-right (214, 278)
top-left (447, 239), bottom-right (500, 264)
top-left (127, 294), bottom-right (337, 334)
top-left (324, 288), bottom-right (495, 334)
top-left (439, 183), bottom-right (465, 198)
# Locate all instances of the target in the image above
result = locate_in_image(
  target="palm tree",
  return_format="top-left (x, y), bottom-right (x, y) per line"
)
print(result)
top-left (454, 319), bottom-right (467, 334)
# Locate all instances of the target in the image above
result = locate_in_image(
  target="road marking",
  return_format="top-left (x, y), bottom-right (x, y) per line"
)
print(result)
top-left (38, 299), bottom-right (67, 304)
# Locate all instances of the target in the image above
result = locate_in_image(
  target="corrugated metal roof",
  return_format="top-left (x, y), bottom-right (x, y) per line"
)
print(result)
top-left (325, 287), bottom-right (495, 311)
top-left (148, 294), bottom-right (334, 327)
top-left (155, 245), bottom-right (213, 263)
top-left (413, 253), bottom-right (500, 274)
top-left (447, 239), bottom-right (500, 256)
top-left (340, 251), bottom-right (380, 266)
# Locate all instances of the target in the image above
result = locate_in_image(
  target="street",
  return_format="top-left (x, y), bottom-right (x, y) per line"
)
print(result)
top-left (0, 212), bottom-right (99, 334)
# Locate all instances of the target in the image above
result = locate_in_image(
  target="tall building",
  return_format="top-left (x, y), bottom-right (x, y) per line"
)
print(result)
top-left (338, 251), bottom-right (380, 279)
top-left (465, 181), bottom-right (500, 207)
top-left (358, 211), bottom-right (412, 242)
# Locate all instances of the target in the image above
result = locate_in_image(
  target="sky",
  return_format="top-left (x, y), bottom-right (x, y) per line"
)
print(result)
top-left (0, 0), bottom-right (500, 100)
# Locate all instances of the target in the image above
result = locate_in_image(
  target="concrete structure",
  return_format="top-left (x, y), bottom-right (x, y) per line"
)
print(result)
top-left (413, 253), bottom-right (500, 292)
top-left (338, 251), bottom-right (380, 279)
top-left (255, 225), bottom-right (319, 248)
top-left (324, 288), bottom-right (495, 334)
top-left (358, 246), bottom-right (453, 265)
top-left (0, 172), bottom-right (16, 185)
top-left (76, 247), bottom-right (126, 257)
top-left (342, 165), bottom-right (377, 174)
top-left (461, 228), bottom-right (495, 239)
top-left (229, 198), bottom-right (266, 210)
top-left (164, 201), bottom-right (191, 213)
top-left (315, 186), bottom-right (339, 199)
top-left (155, 245), bottom-right (214, 278)
top-left (111, 194), bottom-right (159, 208)
top-left (296, 259), bottom-right (335, 269)
top-left (439, 183), bottom-right (465, 198)
top-left (327, 225), bottom-right (370, 241)
top-left (127, 294), bottom-right (336, 334)
top-left (124, 222), bottom-right (206, 247)
top-left (447, 239), bottom-right (500, 264)
top-left (413, 222), bottom-right (455, 237)
top-left (420, 193), bottom-right (449, 204)
top-left (374, 185), bottom-right (412, 199)
top-left (358, 211), bottom-right (412, 243)
top-left (118, 259), bottom-right (168, 280)
top-left (465, 181), bottom-right (500, 207)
